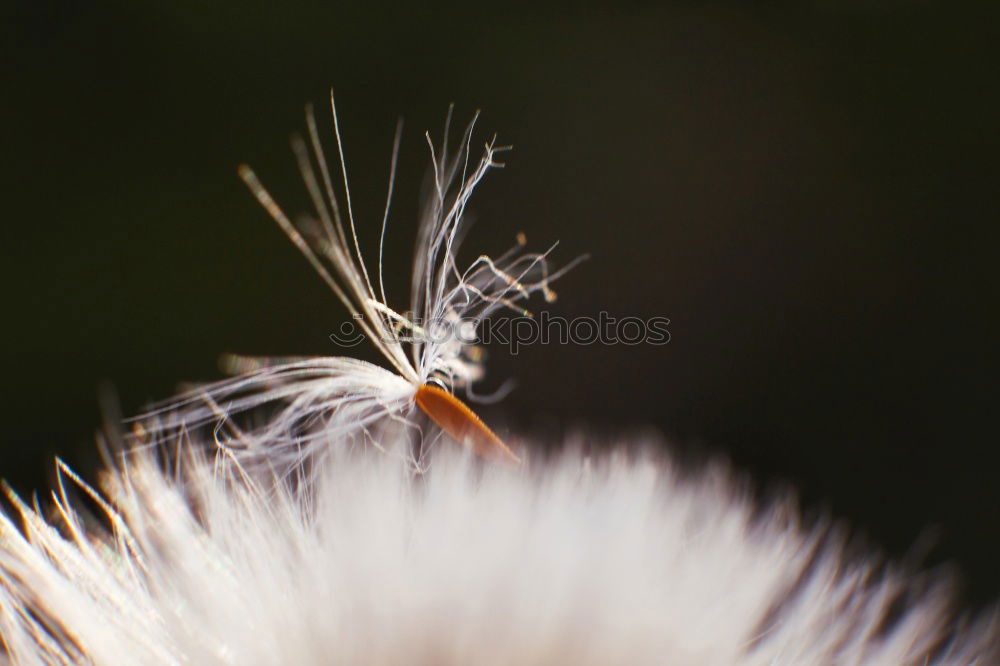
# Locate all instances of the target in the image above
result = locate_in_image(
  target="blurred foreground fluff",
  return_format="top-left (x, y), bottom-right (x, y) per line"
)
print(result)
top-left (0, 436), bottom-right (997, 664)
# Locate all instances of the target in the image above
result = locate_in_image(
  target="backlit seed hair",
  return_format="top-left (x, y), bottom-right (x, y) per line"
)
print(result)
top-left (133, 93), bottom-right (582, 479)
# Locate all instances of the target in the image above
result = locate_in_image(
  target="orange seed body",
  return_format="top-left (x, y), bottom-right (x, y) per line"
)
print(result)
top-left (414, 385), bottom-right (521, 465)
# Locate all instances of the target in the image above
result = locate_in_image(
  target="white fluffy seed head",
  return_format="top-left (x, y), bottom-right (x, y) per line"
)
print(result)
top-left (0, 433), bottom-right (996, 665)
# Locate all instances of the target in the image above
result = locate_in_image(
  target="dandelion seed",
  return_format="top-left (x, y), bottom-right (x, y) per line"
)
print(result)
top-left (133, 91), bottom-right (584, 477)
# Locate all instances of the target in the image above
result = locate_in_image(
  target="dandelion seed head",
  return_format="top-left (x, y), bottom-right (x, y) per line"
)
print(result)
top-left (0, 95), bottom-right (996, 665)
top-left (1, 435), bottom-right (996, 665)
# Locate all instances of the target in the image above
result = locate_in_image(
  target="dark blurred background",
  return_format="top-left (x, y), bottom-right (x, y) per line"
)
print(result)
top-left (4, 0), bottom-right (998, 606)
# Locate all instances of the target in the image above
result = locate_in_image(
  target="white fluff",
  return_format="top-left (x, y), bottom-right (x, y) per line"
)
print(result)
top-left (0, 439), bottom-right (996, 665)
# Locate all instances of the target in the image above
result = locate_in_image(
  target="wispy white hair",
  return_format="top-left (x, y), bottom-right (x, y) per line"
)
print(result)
top-left (132, 96), bottom-right (582, 479)
top-left (1, 433), bottom-right (996, 665)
